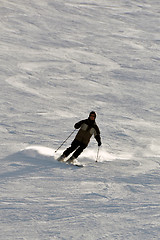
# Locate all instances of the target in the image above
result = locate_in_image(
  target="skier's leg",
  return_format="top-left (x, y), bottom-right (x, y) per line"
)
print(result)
top-left (72, 143), bottom-right (87, 158)
top-left (63, 139), bottom-right (79, 157)
top-left (67, 143), bottom-right (87, 163)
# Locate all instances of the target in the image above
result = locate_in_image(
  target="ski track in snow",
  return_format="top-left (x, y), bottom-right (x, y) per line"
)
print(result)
top-left (0, 0), bottom-right (160, 239)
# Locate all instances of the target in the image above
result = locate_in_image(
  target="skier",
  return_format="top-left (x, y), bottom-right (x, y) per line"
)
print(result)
top-left (58, 111), bottom-right (101, 163)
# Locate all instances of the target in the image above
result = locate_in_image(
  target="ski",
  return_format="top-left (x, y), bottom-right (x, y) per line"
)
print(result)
top-left (66, 162), bottom-right (84, 168)
top-left (56, 157), bottom-right (84, 167)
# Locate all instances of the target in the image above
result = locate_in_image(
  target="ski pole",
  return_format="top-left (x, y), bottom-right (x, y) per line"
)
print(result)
top-left (55, 129), bottom-right (76, 153)
top-left (95, 146), bottom-right (100, 162)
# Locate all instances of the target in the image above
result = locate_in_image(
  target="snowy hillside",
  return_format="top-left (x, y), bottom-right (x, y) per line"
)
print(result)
top-left (0, 0), bottom-right (160, 239)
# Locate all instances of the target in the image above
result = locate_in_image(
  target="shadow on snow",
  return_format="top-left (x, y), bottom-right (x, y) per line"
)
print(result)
top-left (0, 146), bottom-right (77, 180)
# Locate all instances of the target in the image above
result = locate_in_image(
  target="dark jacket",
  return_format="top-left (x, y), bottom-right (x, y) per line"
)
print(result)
top-left (74, 119), bottom-right (101, 146)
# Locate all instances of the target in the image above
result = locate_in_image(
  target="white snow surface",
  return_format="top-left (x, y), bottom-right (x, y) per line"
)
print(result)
top-left (0, 0), bottom-right (160, 239)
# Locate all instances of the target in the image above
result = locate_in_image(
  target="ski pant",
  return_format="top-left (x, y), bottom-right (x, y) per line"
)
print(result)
top-left (63, 139), bottom-right (87, 158)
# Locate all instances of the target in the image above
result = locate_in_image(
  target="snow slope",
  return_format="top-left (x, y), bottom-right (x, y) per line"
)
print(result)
top-left (0, 0), bottom-right (160, 239)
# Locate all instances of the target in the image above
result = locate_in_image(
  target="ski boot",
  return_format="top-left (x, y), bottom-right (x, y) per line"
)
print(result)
top-left (66, 156), bottom-right (76, 164)
top-left (57, 154), bottom-right (66, 162)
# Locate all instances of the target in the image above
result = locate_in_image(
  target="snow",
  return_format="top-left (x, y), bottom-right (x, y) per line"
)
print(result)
top-left (0, 0), bottom-right (160, 239)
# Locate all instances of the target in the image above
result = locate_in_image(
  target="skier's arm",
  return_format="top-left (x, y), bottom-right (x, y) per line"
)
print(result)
top-left (94, 125), bottom-right (102, 146)
top-left (74, 120), bottom-right (85, 129)
top-left (95, 134), bottom-right (102, 146)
